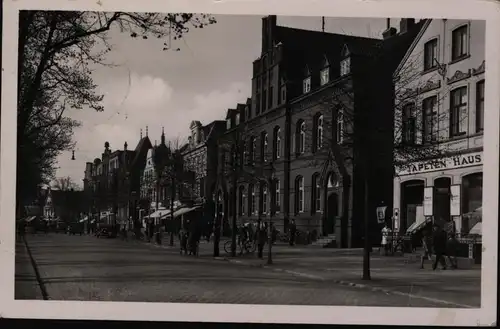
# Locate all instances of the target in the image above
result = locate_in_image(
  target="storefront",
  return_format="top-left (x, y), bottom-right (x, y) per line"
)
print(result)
top-left (393, 151), bottom-right (483, 236)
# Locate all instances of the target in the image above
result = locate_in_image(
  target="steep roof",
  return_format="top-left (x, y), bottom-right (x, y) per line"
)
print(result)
top-left (131, 136), bottom-right (153, 170)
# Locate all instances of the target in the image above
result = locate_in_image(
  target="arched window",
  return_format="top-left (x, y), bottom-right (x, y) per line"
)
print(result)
top-left (261, 131), bottom-right (269, 163)
top-left (296, 120), bottom-right (306, 154)
top-left (261, 182), bottom-right (268, 214)
top-left (312, 173), bottom-right (321, 213)
top-left (340, 45), bottom-right (351, 76)
top-left (238, 186), bottom-right (245, 216)
top-left (250, 137), bottom-right (256, 164)
top-left (303, 66), bottom-right (311, 93)
top-left (274, 179), bottom-right (281, 213)
top-left (273, 126), bottom-right (281, 160)
top-left (249, 184), bottom-right (256, 215)
top-left (336, 109), bottom-right (344, 144)
top-left (295, 176), bottom-right (304, 213)
top-left (314, 114), bottom-right (323, 152)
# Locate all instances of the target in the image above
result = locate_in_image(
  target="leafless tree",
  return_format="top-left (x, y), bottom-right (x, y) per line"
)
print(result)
top-left (17, 10), bottom-right (216, 215)
top-left (52, 176), bottom-right (79, 191)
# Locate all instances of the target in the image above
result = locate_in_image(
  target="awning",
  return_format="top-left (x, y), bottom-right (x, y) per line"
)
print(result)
top-left (469, 222), bottom-right (482, 235)
top-left (148, 209), bottom-right (171, 219)
top-left (173, 206), bottom-right (200, 219)
top-left (406, 216), bottom-right (431, 234)
top-left (25, 216), bottom-right (36, 223)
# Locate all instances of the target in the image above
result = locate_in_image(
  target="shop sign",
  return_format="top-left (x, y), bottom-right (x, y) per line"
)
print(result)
top-left (423, 187), bottom-right (433, 216)
top-left (376, 206), bottom-right (387, 224)
top-left (397, 152), bottom-right (482, 175)
top-left (450, 185), bottom-right (461, 216)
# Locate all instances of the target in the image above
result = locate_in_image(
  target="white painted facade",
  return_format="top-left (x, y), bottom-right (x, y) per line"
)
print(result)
top-left (393, 19), bottom-right (485, 235)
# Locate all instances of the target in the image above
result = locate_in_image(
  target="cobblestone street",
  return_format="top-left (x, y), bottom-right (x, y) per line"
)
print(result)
top-left (15, 233), bottom-right (480, 307)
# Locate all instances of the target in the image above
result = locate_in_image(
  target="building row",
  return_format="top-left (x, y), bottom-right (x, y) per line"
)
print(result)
top-left (82, 17), bottom-right (484, 247)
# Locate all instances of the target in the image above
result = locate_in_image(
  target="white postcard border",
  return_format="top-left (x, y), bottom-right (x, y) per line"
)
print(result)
top-left (1, 0), bottom-right (498, 326)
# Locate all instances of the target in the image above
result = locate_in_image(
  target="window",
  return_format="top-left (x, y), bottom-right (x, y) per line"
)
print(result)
top-left (261, 132), bottom-right (268, 163)
top-left (226, 118), bottom-right (231, 130)
top-left (239, 187), bottom-right (246, 216)
top-left (314, 114), bottom-right (323, 151)
top-left (297, 121), bottom-right (306, 154)
top-left (261, 183), bottom-right (268, 214)
top-left (295, 176), bottom-right (304, 213)
top-left (280, 86), bottom-right (286, 103)
top-left (424, 38), bottom-right (438, 71)
top-left (262, 89), bottom-right (267, 112)
top-left (312, 174), bottom-right (321, 213)
top-left (303, 77), bottom-right (311, 93)
top-left (336, 109), bottom-right (344, 144)
top-left (273, 127), bottom-right (281, 160)
top-left (476, 80), bottom-right (485, 132)
top-left (320, 67), bottom-right (330, 86)
top-left (268, 86), bottom-right (274, 108)
top-left (452, 25), bottom-right (468, 61)
top-left (274, 179), bottom-right (281, 213)
top-left (402, 103), bottom-right (416, 144)
top-left (250, 184), bottom-right (256, 215)
top-left (340, 57), bottom-right (351, 76)
top-left (450, 86), bottom-right (468, 137)
top-left (235, 113), bottom-right (240, 126)
top-left (250, 137), bottom-right (257, 164)
top-left (422, 96), bottom-right (438, 143)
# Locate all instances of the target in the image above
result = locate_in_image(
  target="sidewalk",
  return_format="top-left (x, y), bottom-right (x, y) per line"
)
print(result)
top-left (15, 238), bottom-right (45, 300)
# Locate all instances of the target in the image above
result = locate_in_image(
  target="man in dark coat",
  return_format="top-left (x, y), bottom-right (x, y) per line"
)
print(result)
top-left (432, 224), bottom-right (448, 270)
top-left (257, 223), bottom-right (267, 259)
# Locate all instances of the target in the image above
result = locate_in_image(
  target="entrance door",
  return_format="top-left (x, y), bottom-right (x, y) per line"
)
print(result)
top-left (434, 177), bottom-right (451, 223)
top-left (324, 193), bottom-right (338, 235)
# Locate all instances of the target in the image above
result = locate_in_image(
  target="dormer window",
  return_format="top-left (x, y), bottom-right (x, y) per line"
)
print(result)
top-left (340, 45), bottom-right (351, 77)
top-left (303, 66), bottom-right (311, 94)
top-left (320, 57), bottom-right (330, 86)
top-left (303, 77), bottom-right (311, 93)
top-left (226, 118), bottom-right (231, 130)
top-left (235, 113), bottom-right (240, 126)
top-left (340, 58), bottom-right (351, 76)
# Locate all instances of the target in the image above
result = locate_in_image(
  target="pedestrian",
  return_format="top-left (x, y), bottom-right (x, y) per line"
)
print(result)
top-left (380, 224), bottom-right (391, 256)
top-left (432, 224), bottom-right (448, 270)
top-left (257, 222), bottom-right (267, 259)
top-left (420, 228), bottom-right (433, 269)
top-left (271, 223), bottom-right (278, 245)
top-left (289, 219), bottom-right (297, 246)
top-left (446, 232), bottom-right (459, 269)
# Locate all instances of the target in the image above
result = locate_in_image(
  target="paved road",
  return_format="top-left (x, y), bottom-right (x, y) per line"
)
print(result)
top-left (15, 233), bottom-right (477, 307)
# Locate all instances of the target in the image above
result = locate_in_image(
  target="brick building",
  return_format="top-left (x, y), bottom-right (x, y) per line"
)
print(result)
top-left (215, 16), bottom-right (425, 248)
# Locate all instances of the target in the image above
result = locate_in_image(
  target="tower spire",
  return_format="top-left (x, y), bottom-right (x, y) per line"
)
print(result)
top-left (161, 126), bottom-right (165, 145)
top-left (146, 126), bottom-right (149, 137)
top-left (140, 129), bottom-right (143, 139)
top-left (322, 16), bottom-right (325, 32)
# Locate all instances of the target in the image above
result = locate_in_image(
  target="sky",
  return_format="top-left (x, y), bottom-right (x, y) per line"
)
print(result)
top-left (57, 15), bottom-right (400, 187)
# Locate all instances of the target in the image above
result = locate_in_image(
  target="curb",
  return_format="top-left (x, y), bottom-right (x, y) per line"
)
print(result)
top-left (22, 236), bottom-right (49, 300)
top-left (219, 256), bottom-right (475, 308)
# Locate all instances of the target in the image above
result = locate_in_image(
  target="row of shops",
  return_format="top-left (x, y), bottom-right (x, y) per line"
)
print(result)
top-left (393, 151), bottom-right (483, 241)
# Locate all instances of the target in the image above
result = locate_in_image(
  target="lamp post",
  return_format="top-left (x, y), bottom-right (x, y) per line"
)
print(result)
top-left (263, 161), bottom-right (275, 265)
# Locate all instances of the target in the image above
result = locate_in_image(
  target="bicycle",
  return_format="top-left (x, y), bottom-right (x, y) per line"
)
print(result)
top-left (224, 238), bottom-right (256, 255)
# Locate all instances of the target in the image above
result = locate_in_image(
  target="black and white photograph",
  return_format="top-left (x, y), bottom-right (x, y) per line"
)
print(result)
top-left (1, 0), bottom-right (498, 326)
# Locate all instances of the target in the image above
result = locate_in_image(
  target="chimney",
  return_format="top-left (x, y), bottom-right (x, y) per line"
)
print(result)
top-left (262, 15), bottom-right (277, 52)
top-left (382, 27), bottom-right (397, 40)
top-left (399, 18), bottom-right (415, 34)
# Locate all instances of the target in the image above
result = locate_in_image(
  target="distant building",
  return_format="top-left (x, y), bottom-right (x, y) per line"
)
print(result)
top-left (41, 187), bottom-right (85, 222)
top-left (182, 120), bottom-right (226, 203)
top-left (393, 19), bottom-right (485, 236)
